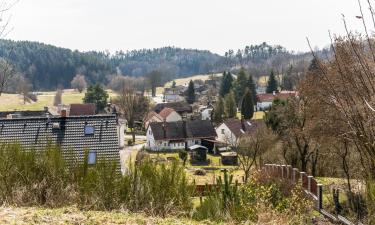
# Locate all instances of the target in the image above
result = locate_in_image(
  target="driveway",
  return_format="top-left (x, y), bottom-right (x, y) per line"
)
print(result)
top-left (119, 143), bottom-right (145, 174)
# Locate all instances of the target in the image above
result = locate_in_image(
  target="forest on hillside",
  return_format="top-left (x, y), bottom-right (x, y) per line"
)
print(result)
top-left (0, 39), bottom-right (323, 91)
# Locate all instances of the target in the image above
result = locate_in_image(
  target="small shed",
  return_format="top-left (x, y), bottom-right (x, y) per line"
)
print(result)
top-left (188, 145), bottom-right (208, 162)
top-left (220, 151), bottom-right (238, 165)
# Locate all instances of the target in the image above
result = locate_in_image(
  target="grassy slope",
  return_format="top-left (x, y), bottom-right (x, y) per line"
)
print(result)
top-left (164, 73), bottom-right (223, 88)
top-left (0, 207), bottom-right (223, 225)
top-left (0, 89), bottom-right (117, 111)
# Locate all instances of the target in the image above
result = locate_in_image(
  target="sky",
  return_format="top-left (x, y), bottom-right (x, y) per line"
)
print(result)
top-left (3, 0), bottom-right (368, 55)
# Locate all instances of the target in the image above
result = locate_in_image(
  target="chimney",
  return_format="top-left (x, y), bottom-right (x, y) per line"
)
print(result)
top-left (61, 109), bottom-right (67, 118)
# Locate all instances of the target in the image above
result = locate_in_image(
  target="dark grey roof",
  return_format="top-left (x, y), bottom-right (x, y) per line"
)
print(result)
top-left (0, 110), bottom-right (50, 118)
top-left (149, 120), bottom-right (216, 141)
top-left (0, 114), bottom-right (119, 165)
top-left (154, 102), bottom-right (192, 114)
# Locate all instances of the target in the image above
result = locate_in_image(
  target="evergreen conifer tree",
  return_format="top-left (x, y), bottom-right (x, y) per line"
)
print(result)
top-left (212, 97), bottom-right (225, 124)
top-left (224, 91), bottom-right (237, 118)
top-left (266, 70), bottom-right (278, 93)
top-left (234, 68), bottom-right (248, 105)
top-left (241, 88), bottom-right (254, 120)
top-left (186, 80), bottom-right (195, 104)
top-left (219, 71), bottom-right (234, 97)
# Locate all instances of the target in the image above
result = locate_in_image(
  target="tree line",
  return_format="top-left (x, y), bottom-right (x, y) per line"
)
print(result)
top-left (0, 39), bottom-right (320, 92)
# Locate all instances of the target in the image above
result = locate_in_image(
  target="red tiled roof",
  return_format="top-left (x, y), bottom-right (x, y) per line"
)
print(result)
top-left (145, 111), bottom-right (163, 122)
top-left (69, 103), bottom-right (96, 116)
top-left (159, 107), bottom-right (176, 119)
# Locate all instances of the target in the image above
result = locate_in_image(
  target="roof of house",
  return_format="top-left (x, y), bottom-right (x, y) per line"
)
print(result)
top-left (144, 111), bottom-right (163, 122)
top-left (221, 118), bottom-right (261, 138)
top-left (257, 91), bottom-right (297, 102)
top-left (0, 110), bottom-right (50, 118)
top-left (158, 107), bottom-right (177, 119)
top-left (149, 120), bottom-right (216, 141)
top-left (69, 103), bottom-right (96, 116)
top-left (0, 113), bottom-right (119, 165)
top-left (154, 102), bottom-right (192, 114)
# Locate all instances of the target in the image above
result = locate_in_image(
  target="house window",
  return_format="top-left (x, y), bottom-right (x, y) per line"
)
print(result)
top-left (221, 129), bottom-right (225, 134)
top-left (87, 151), bottom-right (97, 165)
top-left (84, 125), bottom-right (95, 135)
top-left (164, 143), bottom-right (167, 147)
top-left (195, 140), bottom-right (199, 144)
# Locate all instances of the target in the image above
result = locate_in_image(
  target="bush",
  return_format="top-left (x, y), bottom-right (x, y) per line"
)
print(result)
top-left (193, 170), bottom-right (312, 223)
top-left (0, 142), bottom-right (193, 216)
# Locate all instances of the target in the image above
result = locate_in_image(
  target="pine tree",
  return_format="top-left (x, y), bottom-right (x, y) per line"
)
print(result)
top-left (83, 84), bottom-right (109, 112)
top-left (234, 68), bottom-right (248, 105)
top-left (224, 91), bottom-right (237, 118)
top-left (266, 70), bottom-right (278, 93)
top-left (241, 88), bottom-right (254, 120)
top-left (219, 71), bottom-right (234, 97)
top-left (213, 97), bottom-right (225, 124)
top-left (247, 74), bottom-right (257, 103)
top-left (186, 80), bottom-right (195, 104)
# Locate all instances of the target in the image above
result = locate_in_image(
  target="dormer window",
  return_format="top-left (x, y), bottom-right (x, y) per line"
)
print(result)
top-left (84, 125), bottom-right (95, 135)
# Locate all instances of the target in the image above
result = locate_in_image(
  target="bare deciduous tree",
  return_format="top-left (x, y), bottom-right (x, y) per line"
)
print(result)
top-left (0, 58), bottom-right (14, 96)
top-left (71, 74), bottom-right (87, 93)
top-left (237, 123), bottom-right (276, 182)
top-left (114, 87), bottom-right (149, 143)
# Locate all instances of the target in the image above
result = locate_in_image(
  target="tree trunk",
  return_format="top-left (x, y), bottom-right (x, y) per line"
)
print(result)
top-left (132, 128), bottom-right (136, 144)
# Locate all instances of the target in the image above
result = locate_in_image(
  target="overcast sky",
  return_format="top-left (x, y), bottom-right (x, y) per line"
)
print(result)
top-left (5, 0), bottom-right (368, 55)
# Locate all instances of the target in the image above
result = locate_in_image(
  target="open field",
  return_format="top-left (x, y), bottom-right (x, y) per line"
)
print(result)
top-left (164, 73), bottom-right (223, 88)
top-left (237, 111), bottom-right (265, 120)
top-left (258, 74), bottom-right (283, 87)
top-left (0, 89), bottom-right (117, 111)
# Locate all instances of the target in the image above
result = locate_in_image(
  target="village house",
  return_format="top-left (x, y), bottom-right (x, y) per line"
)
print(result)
top-left (0, 109), bottom-right (122, 166)
top-left (146, 120), bottom-right (216, 151)
top-left (163, 87), bottom-right (185, 102)
top-left (158, 107), bottom-right (182, 122)
top-left (154, 102), bottom-right (193, 118)
top-left (216, 118), bottom-right (260, 146)
top-left (143, 111), bottom-right (163, 129)
top-left (256, 91), bottom-right (297, 110)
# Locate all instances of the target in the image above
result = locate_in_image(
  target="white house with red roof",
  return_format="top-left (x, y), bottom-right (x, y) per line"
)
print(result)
top-left (256, 91), bottom-right (297, 110)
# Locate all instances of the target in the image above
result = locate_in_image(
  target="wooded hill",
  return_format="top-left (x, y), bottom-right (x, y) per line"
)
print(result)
top-left (0, 39), bottom-right (321, 90)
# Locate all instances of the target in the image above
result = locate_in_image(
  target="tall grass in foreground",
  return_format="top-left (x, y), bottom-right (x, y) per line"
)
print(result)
top-left (0, 142), bottom-right (193, 216)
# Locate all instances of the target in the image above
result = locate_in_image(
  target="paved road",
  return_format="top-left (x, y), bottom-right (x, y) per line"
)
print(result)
top-left (119, 143), bottom-right (145, 174)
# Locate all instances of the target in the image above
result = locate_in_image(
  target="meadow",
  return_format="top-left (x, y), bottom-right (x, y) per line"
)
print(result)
top-left (0, 89), bottom-right (117, 111)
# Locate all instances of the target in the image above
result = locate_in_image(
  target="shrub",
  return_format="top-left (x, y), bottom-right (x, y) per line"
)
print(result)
top-left (0, 142), bottom-right (193, 216)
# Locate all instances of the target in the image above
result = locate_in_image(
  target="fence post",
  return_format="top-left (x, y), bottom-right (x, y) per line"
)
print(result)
top-left (308, 176), bottom-right (313, 192)
top-left (300, 172), bottom-right (306, 189)
top-left (292, 168), bottom-right (298, 183)
top-left (317, 184), bottom-right (323, 210)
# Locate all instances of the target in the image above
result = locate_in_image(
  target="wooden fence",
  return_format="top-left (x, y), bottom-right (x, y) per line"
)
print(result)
top-left (262, 164), bottom-right (362, 225)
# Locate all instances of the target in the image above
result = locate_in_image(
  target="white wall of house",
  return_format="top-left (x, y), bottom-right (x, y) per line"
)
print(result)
top-left (146, 126), bottom-right (157, 150)
top-left (164, 94), bottom-right (183, 102)
top-left (256, 101), bottom-right (272, 111)
top-left (216, 123), bottom-right (238, 147)
top-left (201, 108), bottom-right (213, 120)
top-left (169, 141), bottom-right (186, 150)
top-left (165, 111), bottom-right (182, 122)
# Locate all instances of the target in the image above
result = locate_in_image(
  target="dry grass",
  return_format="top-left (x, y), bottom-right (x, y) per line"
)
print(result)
top-left (0, 206), bottom-right (223, 225)
top-left (164, 73), bottom-right (223, 88)
top-left (0, 89), bottom-right (117, 111)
